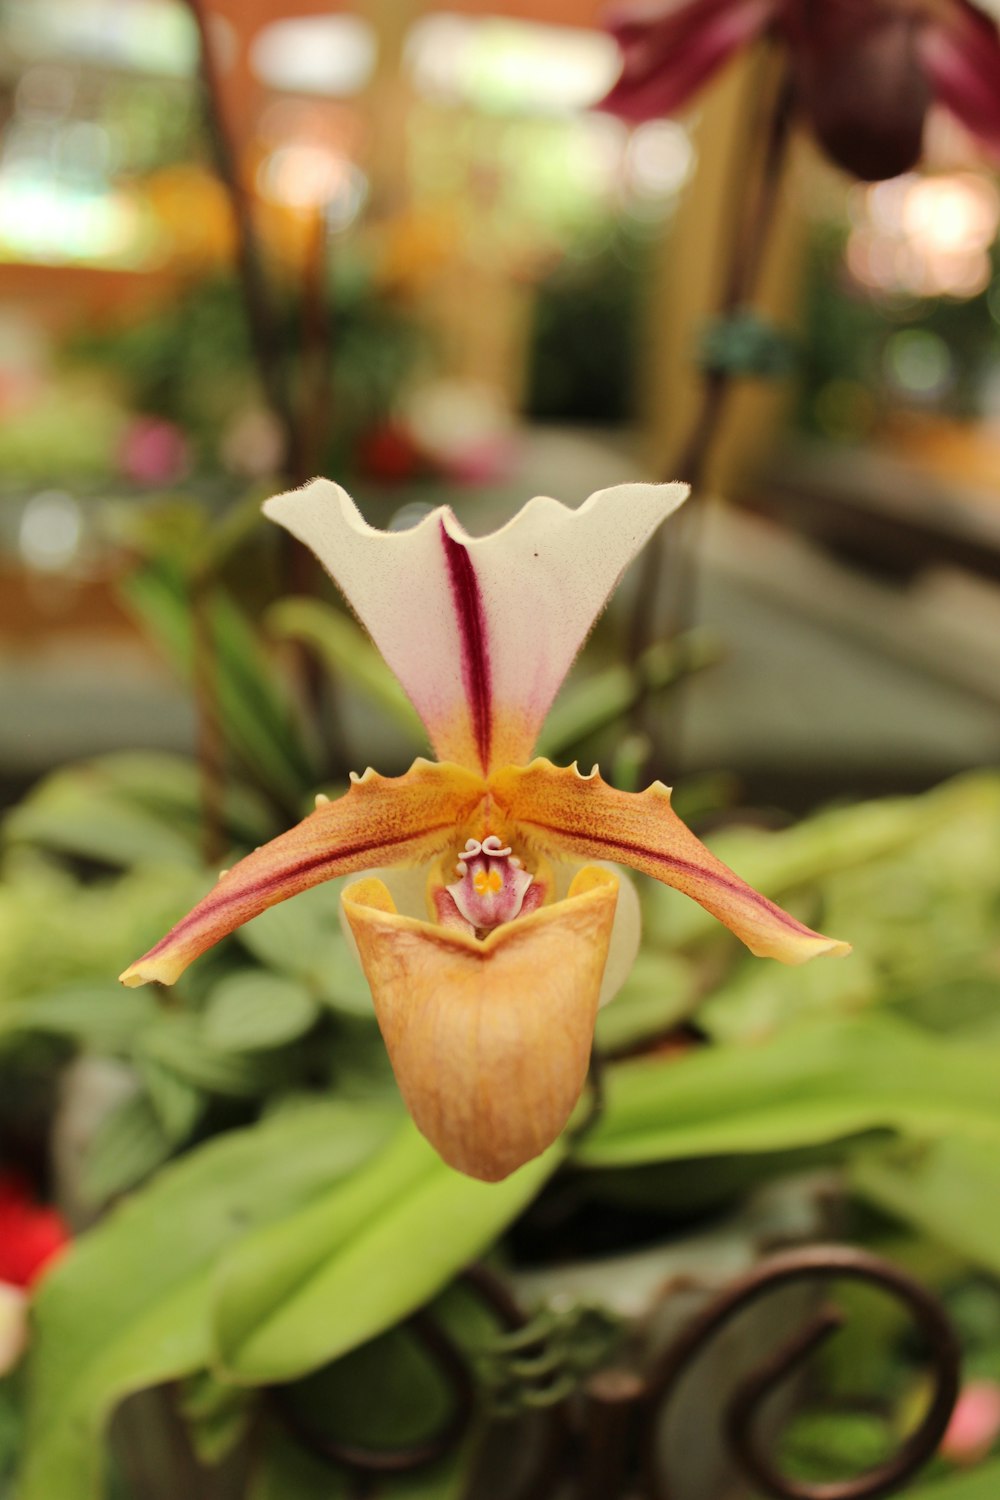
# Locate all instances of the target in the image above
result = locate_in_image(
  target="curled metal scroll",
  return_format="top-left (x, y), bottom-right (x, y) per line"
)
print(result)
top-left (269, 1243), bottom-right (961, 1499)
top-left (266, 1308), bottom-right (475, 1474)
top-left (642, 1244), bottom-right (962, 1500)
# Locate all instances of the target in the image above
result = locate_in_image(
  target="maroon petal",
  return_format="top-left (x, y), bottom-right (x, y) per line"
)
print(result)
top-left (789, 5), bottom-right (930, 179)
top-left (920, 0), bottom-right (1000, 157)
top-left (601, 0), bottom-right (777, 122)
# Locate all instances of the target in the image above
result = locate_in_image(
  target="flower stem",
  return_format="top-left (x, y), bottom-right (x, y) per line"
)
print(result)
top-left (185, 0), bottom-right (303, 483)
top-left (628, 54), bottom-right (795, 770)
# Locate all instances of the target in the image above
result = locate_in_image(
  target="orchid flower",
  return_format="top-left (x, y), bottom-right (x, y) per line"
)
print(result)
top-left (602, 0), bottom-right (1000, 181)
top-left (121, 480), bottom-right (849, 1182)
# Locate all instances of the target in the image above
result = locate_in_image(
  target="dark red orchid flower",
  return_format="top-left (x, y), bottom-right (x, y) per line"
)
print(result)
top-left (602, 0), bottom-right (1000, 180)
top-left (0, 1172), bottom-right (68, 1290)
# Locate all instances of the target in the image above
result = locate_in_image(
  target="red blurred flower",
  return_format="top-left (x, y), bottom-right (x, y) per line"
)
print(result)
top-left (0, 1172), bottom-right (69, 1290)
top-left (602, 0), bottom-right (1000, 179)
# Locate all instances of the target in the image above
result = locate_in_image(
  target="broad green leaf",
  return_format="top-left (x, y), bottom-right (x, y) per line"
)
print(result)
top-left (79, 1090), bottom-right (172, 1208)
top-left (119, 566), bottom-right (317, 811)
top-left (697, 947), bottom-right (878, 1043)
top-left (83, 751), bottom-right (277, 848)
top-left (641, 788), bottom-right (961, 952)
top-left (0, 983), bottom-right (157, 1051)
top-left (20, 1101), bottom-right (397, 1500)
top-left (4, 775), bottom-right (200, 869)
top-left (204, 971), bottom-right (321, 1052)
top-left (177, 1370), bottom-right (252, 1466)
top-left (248, 1428), bottom-right (471, 1500)
top-left (574, 1015), bottom-right (1000, 1168)
top-left (852, 1139), bottom-right (1000, 1278)
top-left (237, 882), bottom-right (374, 1016)
top-left (910, 1460), bottom-right (1000, 1500)
top-left (213, 1121), bottom-right (563, 1383)
top-left (248, 1432), bottom-right (353, 1500)
top-left (138, 1015), bottom-right (287, 1098)
top-left (267, 596), bottom-right (426, 740)
top-left (593, 952), bottom-right (699, 1054)
top-left (537, 631), bottom-right (719, 761)
top-left (136, 1057), bottom-right (204, 1144)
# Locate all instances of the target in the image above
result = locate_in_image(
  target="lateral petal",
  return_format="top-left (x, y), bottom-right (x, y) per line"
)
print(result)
top-left (602, 0), bottom-right (777, 123)
top-left (920, 0), bottom-right (1000, 158)
top-left (492, 760), bottom-right (851, 965)
top-left (120, 760), bottom-right (486, 988)
top-left (263, 479), bottom-right (688, 774)
top-left (342, 867), bottom-right (619, 1182)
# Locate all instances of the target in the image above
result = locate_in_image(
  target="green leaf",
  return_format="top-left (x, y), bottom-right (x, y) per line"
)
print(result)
top-left (213, 1121), bottom-right (563, 1383)
top-left (79, 1090), bottom-right (173, 1208)
top-left (593, 951), bottom-right (699, 1054)
top-left (204, 971), bottom-right (321, 1052)
top-left (237, 881), bottom-right (373, 1015)
top-left (537, 633), bottom-right (719, 761)
top-left (0, 983), bottom-right (157, 1051)
top-left (248, 1432), bottom-right (354, 1500)
top-left (910, 1460), bottom-right (1000, 1500)
top-left (83, 751), bottom-right (277, 848)
top-left (697, 947), bottom-right (879, 1044)
top-left (267, 597), bottom-right (426, 741)
top-left (138, 1016), bottom-right (286, 1098)
top-left (852, 1138), bottom-right (1000, 1278)
top-left (641, 790), bottom-right (956, 952)
top-left (119, 565), bottom-right (317, 811)
top-left (4, 773), bottom-right (201, 869)
top-left (176, 1371), bottom-right (252, 1466)
top-left (136, 1057), bottom-right (205, 1144)
top-left (20, 1101), bottom-right (397, 1500)
top-left (574, 1015), bottom-right (1000, 1168)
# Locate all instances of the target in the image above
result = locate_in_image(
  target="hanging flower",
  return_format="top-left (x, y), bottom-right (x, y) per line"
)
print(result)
top-left (602, 0), bottom-right (1000, 180)
top-left (121, 480), bottom-right (849, 1181)
top-left (0, 1172), bottom-right (70, 1377)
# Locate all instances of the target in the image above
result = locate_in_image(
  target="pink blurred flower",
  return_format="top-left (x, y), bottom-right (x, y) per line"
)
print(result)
top-left (119, 416), bottom-right (190, 487)
top-left (602, 0), bottom-right (1000, 180)
top-left (940, 1379), bottom-right (1000, 1466)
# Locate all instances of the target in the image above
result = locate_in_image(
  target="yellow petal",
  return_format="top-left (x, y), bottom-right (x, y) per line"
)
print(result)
top-left (342, 866), bottom-right (619, 1182)
top-left (120, 760), bottom-right (486, 988)
top-left (492, 760), bottom-right (851, 965)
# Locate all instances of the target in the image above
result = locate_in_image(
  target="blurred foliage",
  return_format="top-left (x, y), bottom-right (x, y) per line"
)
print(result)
top-left (797, 228), bottom-right (1000, 441)
top-left (525, 222), bottom-right (654, 424)
top-left (50, 268), bottom-right (423, 482)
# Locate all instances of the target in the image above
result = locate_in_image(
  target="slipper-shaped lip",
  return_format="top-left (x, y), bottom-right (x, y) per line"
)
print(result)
top-left (342, 866), bottom-right (620, 1182)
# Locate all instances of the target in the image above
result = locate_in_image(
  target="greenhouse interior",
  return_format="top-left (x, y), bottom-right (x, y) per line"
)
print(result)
top-left (2, 1), bottom-right (1000, 1497)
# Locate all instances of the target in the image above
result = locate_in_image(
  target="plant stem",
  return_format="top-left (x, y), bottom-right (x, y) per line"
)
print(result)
top-left (191, 576), bottom-right (226, 865)
top-left (628, 54), bottom-right (795, 770)
top-left (186, 0), bottom-right (303, 483)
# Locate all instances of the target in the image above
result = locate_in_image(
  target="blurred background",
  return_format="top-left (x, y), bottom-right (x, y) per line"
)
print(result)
top-left (4, 3), bottom-right (1000, 1498)
top-left (3, 0), bottom-right (1000, 812)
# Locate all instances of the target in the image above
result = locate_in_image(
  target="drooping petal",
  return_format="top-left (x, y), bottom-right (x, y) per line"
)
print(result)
top-left (787, 5), bottom-right (930, 180)
top-left (919, 0), bottom-right (1000, 157)
top-left (342, 867), bottom-right (619, 1182)
top-left (601, 0), bottom-right (777, 123)
top-left (492, 760), bottom-right (850, 965)
top-left (120, 760), bottom-right (486, 988)
top-left (263, 479), bottom-right (688, 775)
